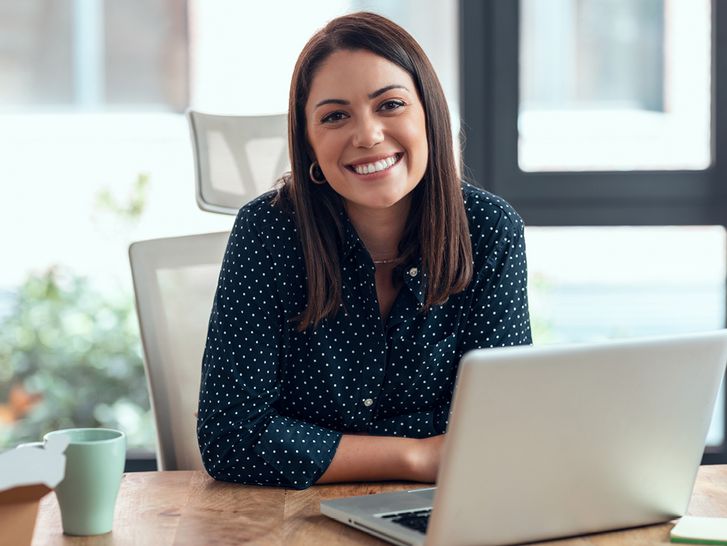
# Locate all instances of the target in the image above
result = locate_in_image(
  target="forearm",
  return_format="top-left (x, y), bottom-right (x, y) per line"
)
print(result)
top-left (315, 433), bottom-right (418, 484)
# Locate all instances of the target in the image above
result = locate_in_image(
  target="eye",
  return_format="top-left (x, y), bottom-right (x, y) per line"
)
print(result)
top-left (379, 99), bottom-right (406, 111)
top-left (321, 111), bottom-right (348, 124)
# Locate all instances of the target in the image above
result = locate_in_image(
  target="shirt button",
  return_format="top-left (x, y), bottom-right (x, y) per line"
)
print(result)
top-left (363, 398), bottom-right (373, 407)
top-left (408, 267), bottom-right (418, 277)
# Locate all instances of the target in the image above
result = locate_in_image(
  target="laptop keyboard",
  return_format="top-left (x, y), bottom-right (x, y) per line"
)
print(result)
top-left (381, 508), bottom-right (432, 534)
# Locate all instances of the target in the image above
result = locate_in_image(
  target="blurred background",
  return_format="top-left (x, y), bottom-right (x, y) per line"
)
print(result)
top-left (0, 0), bottom-right (725, 465)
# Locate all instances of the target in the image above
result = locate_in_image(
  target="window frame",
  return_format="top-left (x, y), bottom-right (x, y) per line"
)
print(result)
top-left (459, 0), bottom-right (727, 227)
top-left (459, 0), bottom-right (727, 463)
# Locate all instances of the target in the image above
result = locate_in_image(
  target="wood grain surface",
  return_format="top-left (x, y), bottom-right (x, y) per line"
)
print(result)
top-left (31, 466), bottom-right (727, 545)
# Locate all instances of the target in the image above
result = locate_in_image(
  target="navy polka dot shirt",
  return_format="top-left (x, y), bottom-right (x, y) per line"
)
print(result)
top-left (197, 181), bottom-right (532, 489)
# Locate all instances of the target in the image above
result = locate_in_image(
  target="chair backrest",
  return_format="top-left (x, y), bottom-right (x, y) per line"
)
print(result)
top-left (129, 231), bottom-right (229, 470)
top-left (187, 110), bottom-right (289, 215)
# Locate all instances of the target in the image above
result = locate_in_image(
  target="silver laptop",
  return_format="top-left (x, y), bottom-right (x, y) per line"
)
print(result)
top-left (320, 329), bottom-right (727, 546)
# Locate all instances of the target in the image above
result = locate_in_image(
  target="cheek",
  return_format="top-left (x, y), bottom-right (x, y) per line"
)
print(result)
top-left (402, 119), bottom-right (428, 170)
top-left (310, 131), bottom-right (342, 165)
top-left (401, 106), bottom-right (427, 147)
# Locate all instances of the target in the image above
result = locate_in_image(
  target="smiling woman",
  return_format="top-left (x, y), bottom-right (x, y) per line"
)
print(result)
top-left (196, 12), bottom-right (533, 490)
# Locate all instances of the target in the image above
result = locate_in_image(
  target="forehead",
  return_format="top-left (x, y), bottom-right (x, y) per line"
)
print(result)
top-left (307, 49), bottom-right (416, 104)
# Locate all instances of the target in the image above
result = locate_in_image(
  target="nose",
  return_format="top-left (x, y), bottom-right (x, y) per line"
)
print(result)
top-left (352, 113), bottom-right (384, 148)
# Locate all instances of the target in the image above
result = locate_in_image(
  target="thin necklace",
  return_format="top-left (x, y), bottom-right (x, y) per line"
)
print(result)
top-left (373, 258), bottom-right (397, 265)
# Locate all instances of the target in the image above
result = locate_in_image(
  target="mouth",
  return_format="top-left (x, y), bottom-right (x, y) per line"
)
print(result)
top-left (345, 153), bottom-right (403, 176)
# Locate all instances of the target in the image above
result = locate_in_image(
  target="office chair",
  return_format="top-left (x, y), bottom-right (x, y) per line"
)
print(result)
top-left (186, 110), bottom-right (289, 215)
top-left (129, 231), bottom-right (229, 470)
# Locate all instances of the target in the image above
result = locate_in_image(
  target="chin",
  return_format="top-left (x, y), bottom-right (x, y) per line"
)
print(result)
top-left (357, 192), bottom-right (407, 210)
top-left (361, 183), bottom-right (417, 208)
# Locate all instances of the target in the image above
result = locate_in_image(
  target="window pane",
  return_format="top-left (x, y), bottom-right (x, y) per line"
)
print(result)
top-left (104, 0), bottom-right (188, 110)
top-left (527, 226), bottom-right (726, 445)
top-left (0, 0), bottom-right (75, 107)
top-left (0, 0), bottom-right (187, 111)
top-left (519, 0), bottom-right (711, 172)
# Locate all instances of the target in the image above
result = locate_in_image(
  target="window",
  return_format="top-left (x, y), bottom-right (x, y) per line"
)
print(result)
top-left (0, 0), bottom-right (188, 111)
top-left (528, 226), bottom-right (726, 446)
top-left (520, 0), bottom-right (711, 172)
top-left (460, 0), bottom-right (725, 227)
top-left (461, 0), bottom-right (727, 461)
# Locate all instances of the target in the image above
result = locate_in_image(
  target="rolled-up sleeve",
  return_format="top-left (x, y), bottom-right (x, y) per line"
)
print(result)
top-left (197, 207), bottom-right (342, 489)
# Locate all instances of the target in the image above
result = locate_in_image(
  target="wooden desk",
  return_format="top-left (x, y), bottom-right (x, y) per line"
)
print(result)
top-left (32, 465), bottom-right (727, 545)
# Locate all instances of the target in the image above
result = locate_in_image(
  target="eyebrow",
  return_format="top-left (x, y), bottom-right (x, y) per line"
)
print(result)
top-left (314, 84), bottom-right (409, 109)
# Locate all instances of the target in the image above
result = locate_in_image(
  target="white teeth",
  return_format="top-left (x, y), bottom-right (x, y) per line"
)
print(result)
top-left (353, 154), bottom-right (399, 175)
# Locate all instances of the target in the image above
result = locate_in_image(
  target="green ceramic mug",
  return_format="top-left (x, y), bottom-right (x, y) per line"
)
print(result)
top-left (24, 428), bottom-right (126, 536)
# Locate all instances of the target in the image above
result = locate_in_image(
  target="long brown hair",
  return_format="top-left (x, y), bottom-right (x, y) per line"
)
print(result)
top-left (273, 11), bottom-right (472, 332)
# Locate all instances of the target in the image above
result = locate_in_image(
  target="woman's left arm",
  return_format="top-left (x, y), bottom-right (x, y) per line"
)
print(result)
top-left (456, 215), bottom-right (532, 351)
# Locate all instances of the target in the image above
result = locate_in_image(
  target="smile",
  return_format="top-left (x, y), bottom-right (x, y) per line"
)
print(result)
top-left (346, 153), bottom-right (403, 176)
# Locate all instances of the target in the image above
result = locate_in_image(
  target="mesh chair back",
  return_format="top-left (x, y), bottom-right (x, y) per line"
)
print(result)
top-left (187, 110), bottom-right (289, 215)
top-left (129, 231), bottom-right (229, 470)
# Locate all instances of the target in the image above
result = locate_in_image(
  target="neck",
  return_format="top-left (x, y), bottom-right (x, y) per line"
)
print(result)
top-left (344, 195), bottom-right (411, 261)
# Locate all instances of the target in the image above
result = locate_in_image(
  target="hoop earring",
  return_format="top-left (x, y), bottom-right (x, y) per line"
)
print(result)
top-left (309, 161), bottom-right (327, 185)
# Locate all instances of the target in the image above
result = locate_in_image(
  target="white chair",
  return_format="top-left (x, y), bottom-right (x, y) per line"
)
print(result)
top-left (186, 110), bottom-right (289, 215)
top-left (129, 231), bottom-right (229, 470)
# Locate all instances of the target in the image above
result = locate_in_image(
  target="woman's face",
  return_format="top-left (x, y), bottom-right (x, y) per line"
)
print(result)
top-left (305, 49), bottom-right (428, 212)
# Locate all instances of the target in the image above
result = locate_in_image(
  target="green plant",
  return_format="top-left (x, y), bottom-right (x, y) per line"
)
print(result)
top-left (0, 267), bottom-right (154, 449)
top-left (94, 173), bottom-right (150, 223)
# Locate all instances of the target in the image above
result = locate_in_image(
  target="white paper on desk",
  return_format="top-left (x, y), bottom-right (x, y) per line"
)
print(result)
top-left (0, 434), bottom-right (69, 492)
top-left (672, 516), bottom-right (727, 543)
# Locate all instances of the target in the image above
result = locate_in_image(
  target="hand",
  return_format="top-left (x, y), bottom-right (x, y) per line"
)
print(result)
top-left (405, 434), bottom-right (446, 483)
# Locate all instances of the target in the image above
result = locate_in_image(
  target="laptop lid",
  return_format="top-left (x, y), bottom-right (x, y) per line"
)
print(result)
top-left (426, 329), bottom-right (727, 546)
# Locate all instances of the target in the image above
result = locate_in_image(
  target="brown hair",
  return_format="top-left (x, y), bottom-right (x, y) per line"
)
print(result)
top-left (273, 11), bottom-right (472, 331)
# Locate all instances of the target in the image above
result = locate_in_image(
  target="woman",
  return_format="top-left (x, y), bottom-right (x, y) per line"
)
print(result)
top-left (197, 12), bottom-right (532, 490)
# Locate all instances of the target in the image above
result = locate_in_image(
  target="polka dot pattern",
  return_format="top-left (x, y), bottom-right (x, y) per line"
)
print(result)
top-left (197, 181), bottom-right (532, 489)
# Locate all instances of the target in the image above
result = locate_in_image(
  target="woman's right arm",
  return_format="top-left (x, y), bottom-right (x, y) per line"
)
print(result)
top-left (197, 205), bottom-right (343, 490)
top-left (316, 433), bottom-right (445, 484)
